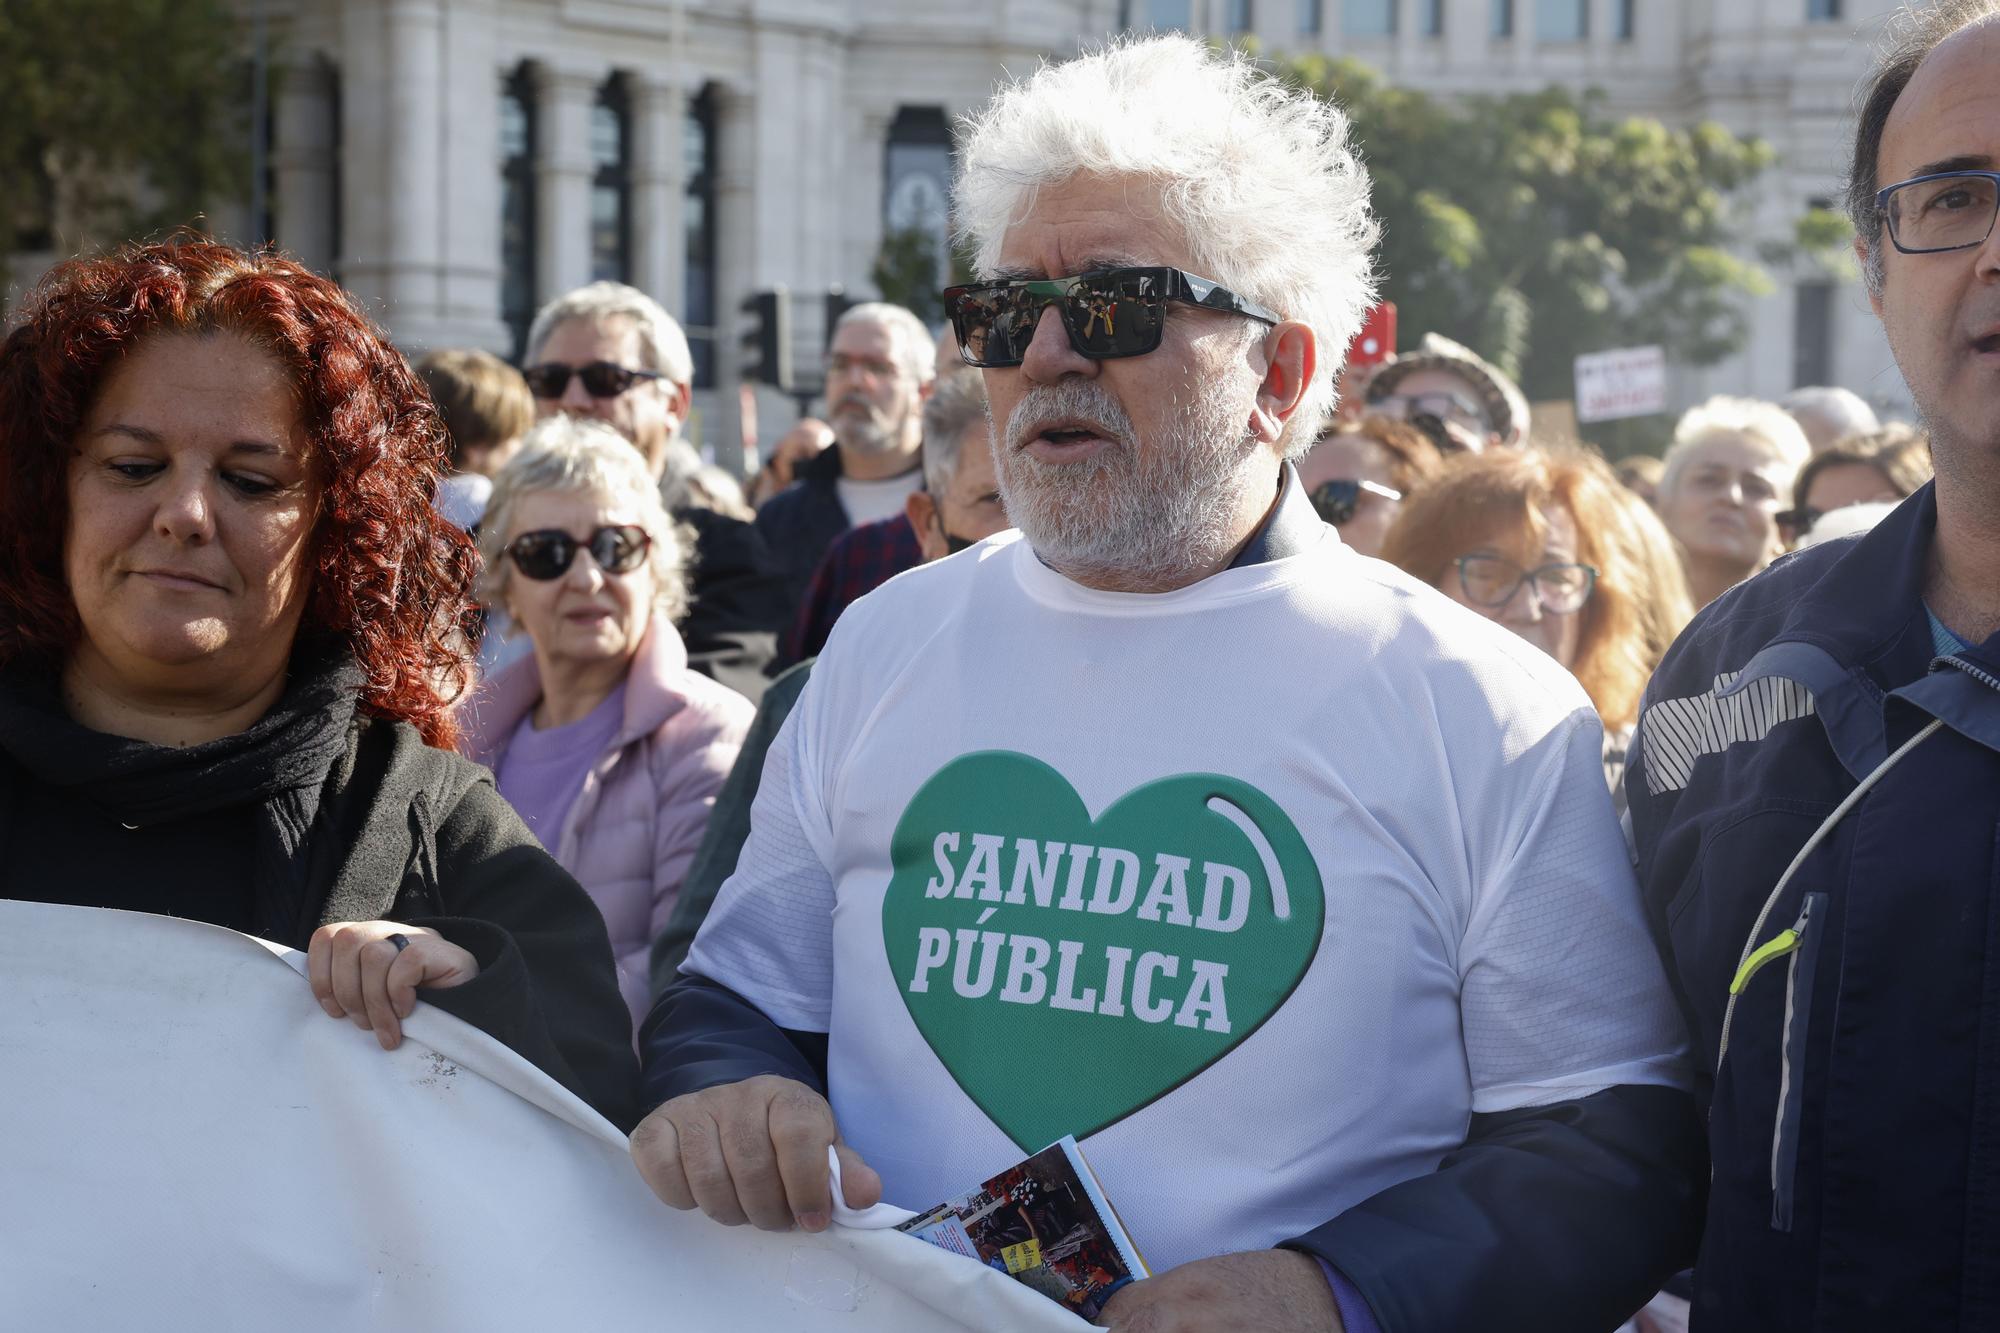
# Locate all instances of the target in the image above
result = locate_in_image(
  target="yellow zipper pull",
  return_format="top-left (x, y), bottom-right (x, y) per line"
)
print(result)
top-left (1729, 928), bottom-right (1802, 995)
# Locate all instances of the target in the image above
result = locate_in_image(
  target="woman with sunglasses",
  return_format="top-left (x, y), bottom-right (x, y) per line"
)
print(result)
top-left (0, 239), bottom-right (638, 1127)
top-left (1382, 447), bottom-right (1692, 807)
top-left (463, 417), bottom-right (752, 1027)
top-left (1296, 415), bottom-right (1443, 557)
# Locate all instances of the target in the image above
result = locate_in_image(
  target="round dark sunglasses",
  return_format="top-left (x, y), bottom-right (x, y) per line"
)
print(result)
top-left (522, 361), bottom-right (662, 400)
top-left (1308, 478), bottom-right (1402, 526)
top-left (505, 525), bottom-right (651, 581)
top-left (942, 266), bottom-right (1282, 368)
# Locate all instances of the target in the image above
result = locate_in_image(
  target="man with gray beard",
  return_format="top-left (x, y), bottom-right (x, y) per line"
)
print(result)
top-left (634, 36), bottom-right (1699, 1333)
top-left (754, 302), bottom-right (934, 618)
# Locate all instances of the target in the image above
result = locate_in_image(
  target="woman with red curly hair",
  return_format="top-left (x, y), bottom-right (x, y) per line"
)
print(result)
top-left (0, 239), bottom-right (637, 1127)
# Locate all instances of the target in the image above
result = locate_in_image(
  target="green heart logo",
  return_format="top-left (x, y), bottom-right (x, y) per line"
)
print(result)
top-left (883, 750), bottom-right (1324, 1152)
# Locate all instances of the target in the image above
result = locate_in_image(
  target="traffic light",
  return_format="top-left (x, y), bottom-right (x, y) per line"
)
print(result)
top-left (824, 284), bottom-right (860, 350)
top-left (739, 286), bottom-right (792, 391)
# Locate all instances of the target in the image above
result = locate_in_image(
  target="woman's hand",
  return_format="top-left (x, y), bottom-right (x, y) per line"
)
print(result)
top-left (306, 921), bottom-right (479, 1051)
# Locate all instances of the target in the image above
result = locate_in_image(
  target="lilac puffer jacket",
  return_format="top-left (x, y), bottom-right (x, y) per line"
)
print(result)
top-left (460, 623), bottom-right (753, 1025)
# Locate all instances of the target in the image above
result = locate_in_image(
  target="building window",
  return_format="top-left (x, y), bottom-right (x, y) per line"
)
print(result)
top-left (1807, 0), bottom-right (1841, 19)
top-left (1120, 0), bottom-right (1194, 29)
top-left (1420, 0), bottom-right (1443, 35)
top-left (1793, 282), bottom-right (1834, 387)
top-left (1301, 0), bottom-right (1323, 35)
top-left (589, 74), bottom-right (632, 285)
top-left (1224, 0), bottom-right (1253, 32)
top-left (1615, 0), bottom-right (1635, 39)
top-left (1344, 0), bottom-right (1396, 37)
top-left (684, 85), bottom-right (717, 387)
top-left (884, 106), bottom-right (954, 321)
top-left (500, 64), bottom-right (538, 360)
top-left (1492, 0), bottom-right (1514, 37)
top-left (1536, 0), bottom-right (1587, 41)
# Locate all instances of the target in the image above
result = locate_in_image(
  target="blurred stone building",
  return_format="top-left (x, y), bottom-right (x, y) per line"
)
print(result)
top-left (135, 0), bottom-right (1923, 456)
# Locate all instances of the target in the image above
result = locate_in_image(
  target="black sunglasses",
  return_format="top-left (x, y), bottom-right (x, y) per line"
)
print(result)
top-left (505, 525), bottom-right (652, 581)
top-left (522, 361), bottom-right (662, 400)
top-left (1776, 506), bottom-right (1823, 540)
top-left (1308, 478), bottom-right (1402, 526)
top-left (942, 266), bottom-right (1283, 368)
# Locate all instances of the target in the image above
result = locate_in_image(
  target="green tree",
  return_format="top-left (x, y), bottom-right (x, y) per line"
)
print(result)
top-left (870, 226), bottom-right (944, 324)
top-left (0, 0), bottom-right (250, 266)
top-left (1272, 54), bottom-right (1785, 417)
top-left (869, 227), bottom-right (978, 326)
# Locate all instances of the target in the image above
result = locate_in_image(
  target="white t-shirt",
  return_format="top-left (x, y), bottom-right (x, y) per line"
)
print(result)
top-left (836, 469), bottom-right (923, 528)
top-left (686, 528), bottom-right (1688, 1271)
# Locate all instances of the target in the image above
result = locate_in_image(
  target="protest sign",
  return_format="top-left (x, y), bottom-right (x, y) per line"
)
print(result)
top-left (0, 901), bottom-right (1085, 1332)
top-left (1574, 345), bottom-right (1667, 423)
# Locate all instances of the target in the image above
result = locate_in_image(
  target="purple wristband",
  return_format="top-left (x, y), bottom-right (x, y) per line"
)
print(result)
top-left (1312, 1256), bottom-right (1382, 1333)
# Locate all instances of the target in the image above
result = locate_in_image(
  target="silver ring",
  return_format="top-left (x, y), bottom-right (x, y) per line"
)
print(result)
top-left (387, 933), bottom-right (411, 954)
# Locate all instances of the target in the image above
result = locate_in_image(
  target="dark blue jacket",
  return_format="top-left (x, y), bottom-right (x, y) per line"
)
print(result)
top-left (1628, 484), bottom-right (2000, 1329)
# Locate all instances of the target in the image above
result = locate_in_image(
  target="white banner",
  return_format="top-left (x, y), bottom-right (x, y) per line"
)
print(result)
top-left (0, 902), bottom-right (1085, 1333)
top-left (1574, 345), bottom-right (1667, 423)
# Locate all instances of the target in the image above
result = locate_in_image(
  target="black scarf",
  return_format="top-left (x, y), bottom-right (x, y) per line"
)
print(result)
top-left (0, 646), bottom-right (366, 943)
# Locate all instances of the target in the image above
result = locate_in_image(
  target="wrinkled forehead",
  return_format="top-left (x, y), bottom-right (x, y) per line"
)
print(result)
top-left (991, 174), bottom-right (1199, 280)
top-left (539, 314), bottom-right (641, 365)
top-left (1683, 432), bottom-right (1792, 477)
top-left (1880, 18), bottom-right (2000, 183)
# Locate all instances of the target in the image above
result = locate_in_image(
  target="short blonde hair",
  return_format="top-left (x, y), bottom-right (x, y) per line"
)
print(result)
top-left (1661, 396), bottom-right (1812, 504)
top-left (417, 348), bottom-right (534, 466)
top-left (1382, 447), bottom-right (1693, 732)
top-left (477, 416), bottom-right (691, 624)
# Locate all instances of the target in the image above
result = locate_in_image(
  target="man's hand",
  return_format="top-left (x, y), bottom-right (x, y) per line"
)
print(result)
top-left (1094, 1250), bottom-right (1344, 1333)
top-left (629, 1075), bottom-right (882, 1233)
top-left (748, 418), bottom-right (834, 506)
top-left (307, 921), bottom-right (479, 1051)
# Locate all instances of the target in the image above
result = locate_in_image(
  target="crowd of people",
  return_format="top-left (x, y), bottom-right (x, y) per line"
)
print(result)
top-left (6, 4), bottom-right (2000, 1330)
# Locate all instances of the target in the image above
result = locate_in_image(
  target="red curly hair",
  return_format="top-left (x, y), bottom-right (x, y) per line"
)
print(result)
top-left (0, 238), bottom-right (477, 747)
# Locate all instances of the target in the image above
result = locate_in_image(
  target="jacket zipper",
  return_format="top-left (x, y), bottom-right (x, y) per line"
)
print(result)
top-left (1771, 892), bottom-right (1827, 1232)
top-left (1940, 654), bottom-right (2000, 694)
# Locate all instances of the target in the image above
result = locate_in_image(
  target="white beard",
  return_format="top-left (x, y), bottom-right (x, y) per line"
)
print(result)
top-left (993, 377), bottom-right (1265, 589)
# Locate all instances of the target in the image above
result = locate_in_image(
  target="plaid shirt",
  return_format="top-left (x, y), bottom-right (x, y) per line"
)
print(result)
top-left (781, 513), bottom-right (923, 666)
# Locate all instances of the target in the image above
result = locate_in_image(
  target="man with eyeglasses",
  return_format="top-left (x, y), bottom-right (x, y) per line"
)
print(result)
top-left (1626, 4), bottom-right (2000, 1326)
top-left (523, 282), bottom-right (790, 702)
top-left (753, 302), bottom-right (936, 619)
top-left (633, 35), bottom-right (1697, 1333)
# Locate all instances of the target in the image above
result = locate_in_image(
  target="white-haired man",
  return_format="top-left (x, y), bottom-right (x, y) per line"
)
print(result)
top-left (634, 37), bottom-right (1698, 1332)
top-left (525, 282), bottom-right (790, 701)
top-left (755, 302), bottom-right (935, 614)
top-left (1779, 383), bottom-right (1881, 453)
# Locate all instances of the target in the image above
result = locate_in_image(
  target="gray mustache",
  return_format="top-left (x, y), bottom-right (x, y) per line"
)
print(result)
top-left (1005, 382), bottom-right (1136, 452)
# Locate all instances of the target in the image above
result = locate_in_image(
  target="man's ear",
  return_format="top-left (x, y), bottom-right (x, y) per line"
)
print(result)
top-left (1855, 236), bottom-right (1885, 320)
top-left (906, 490), bottom-right (946, 563)
top-left (1249, 321), bottom-right (1317, 446)
top-left (657, 379), bottom-right (693, 438)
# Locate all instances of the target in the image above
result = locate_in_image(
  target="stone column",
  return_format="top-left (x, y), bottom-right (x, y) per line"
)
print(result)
top-left (337, 0), bottom-right (444, 332)
top-left (534, 64), bottom-right (598, 304)
top-left (272, 55), bottom-right (338, 275)
top-left (629, 74), bottom-right (688, 313)
top-left (711, 82), bottom-right (758, 469)
top-left (851, 105), bottom-right (895, 296)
